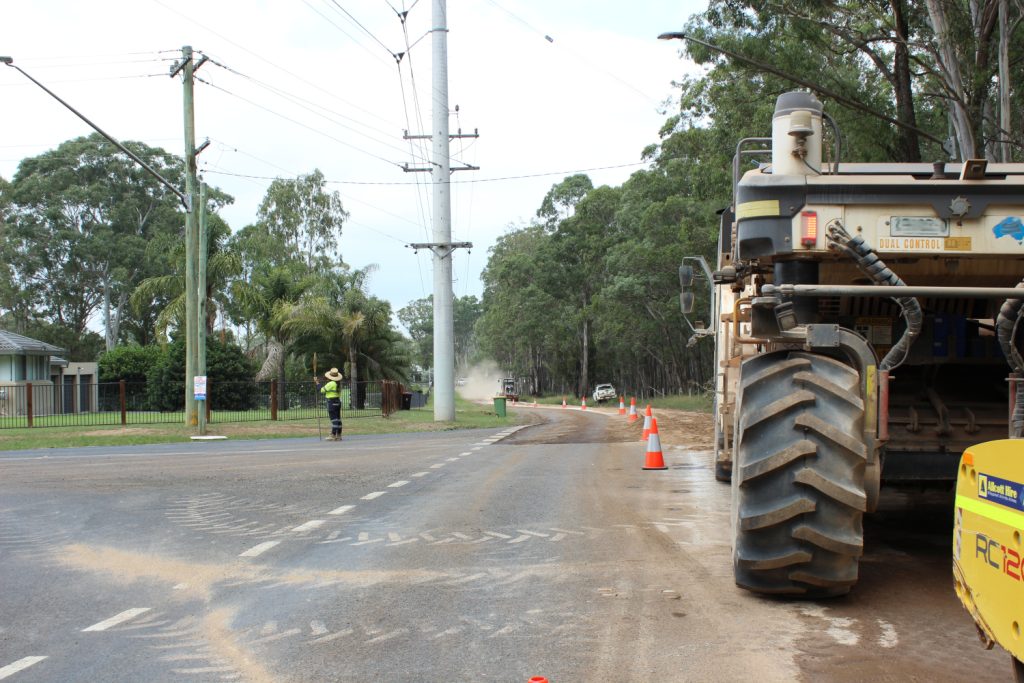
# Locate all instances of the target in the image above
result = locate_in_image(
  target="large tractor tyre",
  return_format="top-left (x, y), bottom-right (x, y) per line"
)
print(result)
top-left (731, 351), bottom-right (867, 597)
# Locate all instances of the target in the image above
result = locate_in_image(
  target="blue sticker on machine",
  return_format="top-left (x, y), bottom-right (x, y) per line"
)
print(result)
top-left (978, 472), bottom-right (1024, 511)
top-left (993, 216), bottom-right (1024, 240)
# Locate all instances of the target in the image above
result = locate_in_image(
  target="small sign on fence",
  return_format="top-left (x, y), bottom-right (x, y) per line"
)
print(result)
top-left (194, 375), bottom-right (207, 401)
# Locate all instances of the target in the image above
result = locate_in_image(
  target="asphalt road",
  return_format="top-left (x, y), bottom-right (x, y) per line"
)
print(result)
top-left (0, 408), bottom-right (1015, 682)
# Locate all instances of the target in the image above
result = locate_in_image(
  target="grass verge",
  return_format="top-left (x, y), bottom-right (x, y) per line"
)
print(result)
top-left (0, 395), bottom-right (519, 452)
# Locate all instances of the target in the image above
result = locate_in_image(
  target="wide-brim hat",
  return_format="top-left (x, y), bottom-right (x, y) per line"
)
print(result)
top-left (325, 368), bottom-right (343, 381)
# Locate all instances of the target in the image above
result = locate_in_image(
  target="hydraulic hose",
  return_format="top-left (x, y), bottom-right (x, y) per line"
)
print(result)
top-left (996, 283), bottom-right (1024, 437)
top-left (826, 221), bottom-right (923, 371)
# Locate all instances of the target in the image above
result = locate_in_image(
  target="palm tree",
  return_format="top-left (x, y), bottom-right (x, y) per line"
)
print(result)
top-left (130, 218), bottom-right (241, 342)
top-left (283, 266), bottom-right (409, 408)
top-left (231, 264), bottom-right (317, 406)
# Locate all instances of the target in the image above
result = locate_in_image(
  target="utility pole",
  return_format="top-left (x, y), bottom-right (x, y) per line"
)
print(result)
top-left (170, 45), bottom-right (208, 428)
top-left (403, 0), bottom-right (478, 422)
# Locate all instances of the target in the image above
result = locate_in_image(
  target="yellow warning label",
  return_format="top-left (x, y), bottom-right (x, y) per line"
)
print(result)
top-left (945, 236), bottom-right (972, 251)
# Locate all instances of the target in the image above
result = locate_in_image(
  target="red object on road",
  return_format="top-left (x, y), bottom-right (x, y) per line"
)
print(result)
top-left (643, 417), bottom-right (667, 470)
top-left (528, 678), bottom-right (549, 683)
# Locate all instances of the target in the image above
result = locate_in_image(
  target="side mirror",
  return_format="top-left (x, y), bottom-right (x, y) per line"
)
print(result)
top-left (679, 264), bottom-right (695, 289)
top-left (680, 291), bottom-right (695, 314)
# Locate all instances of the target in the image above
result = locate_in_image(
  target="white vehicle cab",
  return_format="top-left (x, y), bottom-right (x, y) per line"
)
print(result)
top-left (592, 384), bottom-right (616, 404)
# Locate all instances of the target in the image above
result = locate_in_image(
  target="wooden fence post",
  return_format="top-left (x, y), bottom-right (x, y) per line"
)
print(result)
top-left (120, 380), bottom-right (127, 426)
top-left (270, 380), bottom-right (278, 420)
top-left (26, 382), bottom-right (33, 428)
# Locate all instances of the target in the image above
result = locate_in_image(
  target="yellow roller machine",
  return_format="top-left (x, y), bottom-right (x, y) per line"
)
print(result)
top-left (954, 439), bottom-right (1024, 680)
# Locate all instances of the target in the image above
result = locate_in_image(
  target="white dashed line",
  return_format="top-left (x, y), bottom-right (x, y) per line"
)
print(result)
top-left (549, 533), bottom-right (566, 542)
top-left (459, 452), bottom-right (472, 456)
top-left (484, 531), bottom-right (511, 539)
top-left (239, 541), bottom-right (281, 558)
top-left (516, 529), bottom-right (549, 537)
top-left (292, 520), bottom-right (326, 533)
top-left (411, 472), bottom-right (430, 477)
top-left (328, 505), bottom-right (354, 515)
top-left (508, 535), bottom-right (531, 544)
top-left (0, 657), bottom-right (47, 680)
top-left (429, 464), bottom-right (445, 469)
top-left (82, 608), bottom-right (152, 632)
top-left (388, 532), bottom-right (402, 542)
top-left (470, 446), bottom-right (483, 451)
top-left (387, 481), bottom-right (409, 488)
top-left (389, 538), bottom-right (418, 546)
top-left (361, 491), bottom-right (386, 500)
top-left (446, 457), bottom-right (459, 462)
top-left (351, 538), bottom-right (384, 546)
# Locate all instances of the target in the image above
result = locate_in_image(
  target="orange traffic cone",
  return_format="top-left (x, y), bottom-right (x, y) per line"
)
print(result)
top-left (641, 404), bottom-right (653, 441)
top-left (643, 417), bottom-right (667, 470)
top-left (627, 397), bottom-right (638, 422)
top-left (618, 396), bottom-right (626, 415)
top-left (528, 678), bottom-right (549, 683)
top-left (581, 397), bottom-right (587, 411)
top-left (561, 397), bottom-right (566, 409)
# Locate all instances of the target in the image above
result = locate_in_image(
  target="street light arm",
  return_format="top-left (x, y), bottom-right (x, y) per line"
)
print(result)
top-left (1, 58), bottom-right (190, 209)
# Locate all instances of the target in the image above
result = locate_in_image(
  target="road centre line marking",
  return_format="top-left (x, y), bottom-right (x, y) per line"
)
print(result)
top-left (508, 535), bottom-right (531, 544)
top-left (429, 463), bottom-right (445, 469)
top-left (516, 529), bottom-right (549, 537)
top-left (387, 481), bottom-right (409, 488)
top-left (389, 538), bottom-right (418, 546)
top-left (351, 538), bottom-right (384, 546)
top-left (470, 446), bottom-right (482, 451)
top-left (549, 533), bottom-right (566, 542)
top-left (239, 541), bottom-right (280, 558)
top-left (0, 657), bottom-right (48, 680)
top-left (484, 531), bottom-right (512, 539)
top-left (459, 452), bottom-right (472, 456)
top-left (317, 537), bottom-right (352, 544)
top-left (82, 608), bottom-right (151, 632)
top-left (388, 532), bottom-right (402, 542)
top-left (291, 520), bottom-right (326, 533)
top-left (446, 457), bottom-right (459, 462)
top-left (411, 472), bottom-right (430, 477)
top-left (309, 629), bottom-right (354, 644)
top-left (549, 527), bottom-right (586, 535)
top-left (361, 491), bottom-right (386, 500)
top-left (358, 532), bottom-right (369, 541)
top-left (328, 505), bottom-right (355, 515)
top-left (249, 628), bottom-right (302, 645)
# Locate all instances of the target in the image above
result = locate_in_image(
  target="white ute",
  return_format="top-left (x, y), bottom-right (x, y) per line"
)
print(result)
top-left (592, 384), bottom-right (616, 404)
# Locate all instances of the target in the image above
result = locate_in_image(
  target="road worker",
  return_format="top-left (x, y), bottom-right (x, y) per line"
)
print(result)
top-left (319, 367), bottom-right (344, 441)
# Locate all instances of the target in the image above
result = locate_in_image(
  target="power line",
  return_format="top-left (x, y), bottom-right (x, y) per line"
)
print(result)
top-left (149, 0), bottom-right (406, 131)
top-left (194, 75), bottom-right (405, 170)
top-left (326, 0), bottom-right (398, 58)
top-left (202, 161), bottom-right (649, 185)
top-left (200, 55), bottom-right (430, 164)
top-left (0, 73), bottom-right (169, 86)
top-left (301, 0), bottom-right (395, 69)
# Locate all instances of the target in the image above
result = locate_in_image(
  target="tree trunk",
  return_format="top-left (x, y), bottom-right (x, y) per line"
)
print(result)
top-left (348, 345), bottom-right (359, 410)
top-left (891, 0), bottom-right (923, 162)
top-left (997, 0), bottom-right (1011, 161)
top-left (925, 0), bottom-right (977, 159)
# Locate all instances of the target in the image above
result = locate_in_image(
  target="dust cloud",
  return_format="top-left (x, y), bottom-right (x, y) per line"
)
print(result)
top-left (457, 360), bottom-right (504, 400)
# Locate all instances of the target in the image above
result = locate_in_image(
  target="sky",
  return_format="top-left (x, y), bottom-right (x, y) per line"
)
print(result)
top-left (1, 0), bottom-right (706, 331)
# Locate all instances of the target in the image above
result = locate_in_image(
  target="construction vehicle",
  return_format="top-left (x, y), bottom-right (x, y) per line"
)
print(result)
top-left (680, 90), bottom-right (1024, 597)
top-left (498, 377), bottom-right (520, 402)
top-left (953, 440), bottom-right (1024, 681)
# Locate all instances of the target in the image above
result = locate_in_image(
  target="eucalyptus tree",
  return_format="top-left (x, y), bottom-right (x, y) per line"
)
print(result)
top-left (4, 135), bottom-right (189, 352)
top-left (257, 169), bottom-right (349, 271)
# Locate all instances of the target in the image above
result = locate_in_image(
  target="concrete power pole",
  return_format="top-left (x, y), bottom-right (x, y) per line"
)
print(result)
top-left (431, 0), bottom-right (455, 422)
top-left (405, 0), bottom-right (478, 421)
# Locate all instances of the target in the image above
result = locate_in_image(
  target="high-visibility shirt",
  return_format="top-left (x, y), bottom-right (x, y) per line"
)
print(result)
top-left (321, 380), bottom-right (340, 399)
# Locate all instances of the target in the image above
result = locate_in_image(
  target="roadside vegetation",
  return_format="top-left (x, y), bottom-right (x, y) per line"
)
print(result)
top-left (2, 1), bottom-right (1020, 412)
top-left (0, 395), bottom-right (515, 452)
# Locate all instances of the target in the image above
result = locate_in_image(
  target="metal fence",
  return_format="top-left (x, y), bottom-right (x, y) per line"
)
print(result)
top-left (0, 379), bottom-right (422, 429)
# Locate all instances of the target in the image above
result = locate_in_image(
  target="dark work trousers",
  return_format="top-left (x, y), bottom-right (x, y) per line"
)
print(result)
top-left (327, 398), bottom-right (342, 437)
